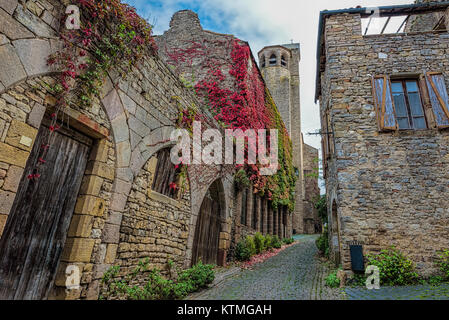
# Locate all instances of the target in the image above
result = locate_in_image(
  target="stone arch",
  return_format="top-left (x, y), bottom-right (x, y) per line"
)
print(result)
top-left (188, 177), bottom-right (228, 266)
top-left (269, 53), bottom-right (277, 66)
top-left (260, 54), bottom-right (266, 68)
top-left (0, 71), bottom-right (120, 299)
top-left (281, 54), bottom-right (288, 67)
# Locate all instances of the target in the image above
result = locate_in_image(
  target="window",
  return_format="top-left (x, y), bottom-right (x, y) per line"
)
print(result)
top-left (260, 55), bottom-right (266, 68)
top-left (269, 54), bottom-right (277, 66)
top-left (372, 73), bottom-right (449, 131)
top-left (391, 80), bottom-right (427, 130)
top-left (281, 55), bottom-right (287, 67)
top-left (151, 148), bottom-right (180, 199)
top-left (240, 188), bottom-right (247, 225)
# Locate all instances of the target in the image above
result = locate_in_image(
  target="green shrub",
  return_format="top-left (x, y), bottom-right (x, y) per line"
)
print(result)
top-left (437, 250), bottom-right (449, 280)
top-left (101, 259), bottom-right (215, 300)
top-left (427, 275), bottom-right (445, 286)
top-left (367, 247), bottom-right (419, 286)
top-left (177, 261), bottom-right (215, 292)
top-left (316, 226), bottom-right (329, 257)
top-left (325, 271), bottom-right (340, 288)
top-left (264, 234), bottom-right (273, 250)
top-left (254, 232), bottom-right (265, 254)
top-left (283, 237), bottom-right (294, 245)
top-left (348, 273), bottom-right (367, 287)
top-left (235, 239), bottom-right (252, 261)
top-left (271, 235), bottom-right (282, 249)
top-left (245, 235), bottom-right (257, 256)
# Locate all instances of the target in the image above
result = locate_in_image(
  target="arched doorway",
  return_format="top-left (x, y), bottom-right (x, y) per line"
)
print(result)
top-left (331, 200), bottom-right (341, 266)
top-left (191, 180), bottom-right (224, 266)
top-left (0, 116), bottom-right (92, 299)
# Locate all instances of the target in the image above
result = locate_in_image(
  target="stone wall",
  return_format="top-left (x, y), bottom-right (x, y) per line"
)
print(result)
top-left (0, 1), bottom-right (234, 299)
top-left (258, 44), bottom-right (306, 235)
top-left (406, 0), bottom-right (447, 32)
top-left (117, 155), bottom-right (192, 276)
top-left (303, 143), bottom-right (320, 234)
top-left (156, 10), bottom-right (294, 247)
top-left (319, 12), bottom-right (449, 276)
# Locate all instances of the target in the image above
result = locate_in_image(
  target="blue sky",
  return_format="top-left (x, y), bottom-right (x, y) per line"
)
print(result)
top-left (123, 0), bottom-right (414, 188)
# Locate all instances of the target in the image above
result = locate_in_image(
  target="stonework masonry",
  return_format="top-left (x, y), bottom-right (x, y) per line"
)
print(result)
top-left (259, 44), bottom-right (320, 235)
top-left (0, 2), bottom-right (314, 300)
top-left (317, 4), bottom-right (449, 276)
top-left (0, 1), bottom-right (236, 299)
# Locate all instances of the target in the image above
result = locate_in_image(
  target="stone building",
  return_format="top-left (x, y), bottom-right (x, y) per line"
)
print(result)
top-left (316, 1), bottom-right (449, 276)
top-left (155, 10), bottom-right (303, 255)
top-left (258, 44), bottom-right (320, 234)
top-left (0, 2), bottom-right (315, 300)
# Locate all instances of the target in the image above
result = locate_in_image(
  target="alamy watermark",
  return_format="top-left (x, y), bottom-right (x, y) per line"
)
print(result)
top-left (365, 265), bottom-right (380, 290)
top-left (170, 121), bottom-right (279, 176)
top-left (65, 265), bottom-right (80, 292)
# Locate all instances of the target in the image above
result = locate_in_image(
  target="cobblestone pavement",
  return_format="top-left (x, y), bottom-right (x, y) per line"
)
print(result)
top-left (345, 284), bottom-right (449, 300)
top-left (189, 235), bottom-right (345, 300)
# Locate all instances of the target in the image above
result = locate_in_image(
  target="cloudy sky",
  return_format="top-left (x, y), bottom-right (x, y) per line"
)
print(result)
top-left (124, 0), bottom-right (413, 187)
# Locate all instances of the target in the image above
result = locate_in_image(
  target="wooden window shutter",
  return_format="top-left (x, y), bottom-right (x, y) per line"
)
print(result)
top-left (372, 75), bottom-right (398, 131)
top-left (425, 72), bottom-right (449, 129)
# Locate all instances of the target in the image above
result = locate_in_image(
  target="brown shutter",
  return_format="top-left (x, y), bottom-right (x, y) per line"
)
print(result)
top-left (372, 75), bottom-right (398, 131)
top-left (425, 72), bottom-right (449, 129)
top-left (419, 74), bottom-right (437, 128)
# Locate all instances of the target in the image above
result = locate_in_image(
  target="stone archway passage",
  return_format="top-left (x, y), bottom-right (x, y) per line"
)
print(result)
top-left (191, 181), bottom-right (222, 266)
top-left (0, 119), bottom-right (92, 300)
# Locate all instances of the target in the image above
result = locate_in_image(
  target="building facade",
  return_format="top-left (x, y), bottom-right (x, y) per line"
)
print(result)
top-left (316, 2), bottom-right (449, 276)
top-left (0, 2), bottom-right (316, 300)
top-left (258, 44), bottom-right (320, 235)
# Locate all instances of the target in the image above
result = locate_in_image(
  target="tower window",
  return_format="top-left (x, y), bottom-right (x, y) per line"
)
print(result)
top-left (261, 55), bottom-right (266, 68)
top-left (281, 55), bottom-right (287, 67)
top-left (269, 54), bottom-right (277, 66)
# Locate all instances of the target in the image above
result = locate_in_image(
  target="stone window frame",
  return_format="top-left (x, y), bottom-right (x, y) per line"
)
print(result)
top-left (281, 54), bottom-right (288, 68)
top-left (269, 53), bottom-right (277, 66)
top-left (52, 106), bottom-right (113, 300)
top-left (260, 55), bottom-right (266, 68)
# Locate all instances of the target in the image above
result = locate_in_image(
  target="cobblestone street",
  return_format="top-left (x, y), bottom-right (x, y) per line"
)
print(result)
top-left (189, 235), bottom-right (449, 301)
top-left (345, 285), bottom-right (449, 300)
top-left (189, 235), bottom-right (344, 300)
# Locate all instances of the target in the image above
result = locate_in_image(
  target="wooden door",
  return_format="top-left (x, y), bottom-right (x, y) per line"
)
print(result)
top-left (0, 120), bottom-right (92, 300)
top-left (191, 186), bottom-right (221, 266)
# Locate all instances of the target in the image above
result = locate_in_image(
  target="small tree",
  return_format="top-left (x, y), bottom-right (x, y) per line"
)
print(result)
top-left (314, 194), bottom-right (327, 224)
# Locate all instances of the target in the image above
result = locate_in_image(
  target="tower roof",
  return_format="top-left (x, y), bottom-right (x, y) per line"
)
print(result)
top-left (258, 43), bottom-right (300, 56)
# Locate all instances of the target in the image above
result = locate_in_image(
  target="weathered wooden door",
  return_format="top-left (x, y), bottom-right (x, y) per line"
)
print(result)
top-left (0, 120), bottom-right (92, 300)
top-left (191, 186), bottom-right (221, 266)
